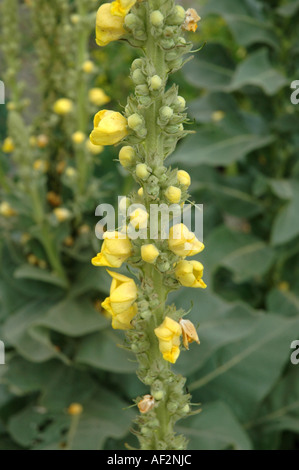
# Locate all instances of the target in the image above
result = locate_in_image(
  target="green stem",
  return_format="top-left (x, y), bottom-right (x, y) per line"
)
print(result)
top-left (75, 0), bottom-right (90, 194)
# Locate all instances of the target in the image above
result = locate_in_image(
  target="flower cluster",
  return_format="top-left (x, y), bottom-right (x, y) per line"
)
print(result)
top-left (90, 0), bottom-right (203, 450)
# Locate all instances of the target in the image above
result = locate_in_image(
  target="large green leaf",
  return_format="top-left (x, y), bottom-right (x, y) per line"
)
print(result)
top-left (172, 289), bottom-right (258, 376)
top-left (170, 127), bottom-right (273, 166)
top-left (271, 186), bottom-right (299, 245)
top-left (229, 49), bottom-right (287, 95)
top-left (201, 226), bottom-right (276, 283)
top-left (266, 288), bottom-right (299, 317)
top-left (202, 0), bottom-right (279, 49)
top-left (189, 314), bottom-right (299, 422)
top-left (177, 401), bottom-right (252, 450)
top-left (75, 329), bottom-right (136, 374)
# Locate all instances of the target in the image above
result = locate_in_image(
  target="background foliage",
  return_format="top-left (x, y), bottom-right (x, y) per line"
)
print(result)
top-left (0, 0), bottom-right (298, 450)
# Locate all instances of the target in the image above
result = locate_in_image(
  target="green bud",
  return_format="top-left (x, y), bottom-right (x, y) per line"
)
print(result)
top-left (174, 96), bottom-right (186, 111)
top-left (131, 58), bottom-right (144, 71)
top-left (168, 5), bottom-right (186, 25)
top-left (152, 390), bottom-right (165, 401)
top-left (138, 96), bottom-right (152, 107)
top-left (150, 10), bottom-right (164, 27)
top-left (128, 113), bottom-right (144, 130)
top-left (166, 51), bottom-right (178, 61)
top-left (167, 402), bottom-right (178, 413)
top-left (132, 69), bottom-right (146, 85)
top-left (141, 427), bottom-right (152, 437)
top-left (135, 84), bottom-right (149, 96)
top-left (182, 404), bottom-right (190, 414)
top-left (160, 106), bottom-right (174, 121)
top-left (125, 13), bottom-right (139, 29)
top-left (136, 163), bottom-right (150, 180)
top-left (150, 75), bottom-right (163, 91)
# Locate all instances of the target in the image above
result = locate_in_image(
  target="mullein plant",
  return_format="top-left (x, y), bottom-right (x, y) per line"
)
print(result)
top-left (90, 0), bottom-right (205, 450)
top-left (0, 0), bottom-right (109, 284)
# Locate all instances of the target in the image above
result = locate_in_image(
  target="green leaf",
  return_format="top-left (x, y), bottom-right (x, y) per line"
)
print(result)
top-left (14, 265), bottom-right (68, 289)
top-left (189, 314), bottom-right (299, 422)
top-left (75, 329), bottom-right (136, 374)
top-left (201, 226), bottom-right (276, 283)
top-left (266, 288), bottom-right (299, 317)
top-left (183, 44), bottom-right (235, 92)
top-left (271, 196), bottom-right (299, 245)
top-left (277, 0), bottom-right (299, 17)
top-left (171, 289), bottom-right (258, 376)
top-left (177, 401), bottom-right (252, 450)
top-left (230, 49), bottom-right (287, 95)
top-left (34, 298), bottom-right (108, 337)
top-left (170, 127), bottom-right (274, 167)
top-left (202, 0), bottom-right (279, 49)
top-left (3, 301), bottom-right (67, 363)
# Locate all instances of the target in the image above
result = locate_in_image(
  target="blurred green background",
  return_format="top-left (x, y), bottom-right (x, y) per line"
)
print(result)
top-left (0, 0), bottom-right (298, 450)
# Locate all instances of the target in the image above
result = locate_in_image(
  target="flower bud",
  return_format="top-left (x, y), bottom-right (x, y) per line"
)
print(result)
top-left (177, 170), bottom-right (191, 188)
top-left (128, 113), bottom-right (143, 130)
top-left (2, 137), bottom-right (15, 153)
top-left (82, 60), bottom-right (95, 74)
top-left (72, 131), bottom-right (86, 144)
top-left (36, 134), bottom-right (49, 148)
top-left (150, 10), bottom-right (164, 27)
top-left (131, 58), bottom-right (144, 71)
top-left (141, 244), bottom-right (159, 264)
top-left (0, 201), bottom-right (16, 217)
top-left (168, 5), bottom-right (186, 25)
top-left (119, 146), bottom-right (135, 167)
top-left (150, 75), bottom-right (163, 91)
top-left (68, 403), bottom-right (83, 416)
top-left (174, 96), bottom-right (186, 111)
top-left (124, 13), bottom-right (139, 29)
top-left (54, 208), bottom-right (71, 222)
top-left (53, 98), bottom-right (73, 115)
top-left (65, 167), bottom-right (77, 179)
top-left (138, 187), bottom-right (144, 197)
top-left (132, 69), bottom-right (146, 85)
top-left (159, 106), bottom-right (173, 121)
top-left (152, 390), bottom-right (164, 401)
top-left (136, 163), bottom-right (150, 180)
top-left (165, 186), bottom-right (181, 204)
top-left (135, 84), bottom-right (149, 96)
top-left (88, 88), bottom-right (111, 106)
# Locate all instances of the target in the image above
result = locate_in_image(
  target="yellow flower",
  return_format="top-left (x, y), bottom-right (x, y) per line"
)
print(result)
top-left (102, 270), bottom-right (138, 330)
top-left (141, 244), bottom-right (159, 264)
top-left (86, 140), bottom-right (104, 155)
top-left (92, 231), bottom-right (132, 268)
top-left (165, 186), bottom-right (181, 204)
top-left (168, 223), bottom-right (204, 257)
top-left (54, 207), bottom-right (71, 222)
top-left (111, 0), bottom-right (137, 17)
top-left (33, 159), bottom-right (49, 172)
top-left (0, 201), bottom-right (17, 217)
top-left (67, 403), bottom-right (83, 416)
top-left (2, 137), bottom-right (15, 153)
top-left (129, 208), bottom-right (149, 229)
top-left (177, 170), bottom-right (191, 188)
top-left (53, 98), bottom-right (73, 115)
top-left (182, 8), bottom-right (201, 32)
top-left (154, 316), bottom-right (182, 364)
top-left (72, 131), bottom-right (86, 144)
top-left (96, 3), bottom-right (126, 47)
top-left (175, 260), bottom-right (207, 288)
top-left (88, 88), bottom-right (111, 106)
top-left (179, 318), bottom-right (200, 350)
top-left (119, 146), bottom-right (135, 167)
top-left (90, 110), bottom-right (128, 146)
top-left (82, 60), bottom-right (95, 73)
